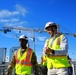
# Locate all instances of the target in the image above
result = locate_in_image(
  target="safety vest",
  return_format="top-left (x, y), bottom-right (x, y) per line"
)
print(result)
top-left (68, 59), bottom-right (72, 67)
top-left (46, 34), bottom-right (69, 69)
top-left (15, 48), bottom-right (33, 75)
top-left (42, 55), bottom-right (47, 66)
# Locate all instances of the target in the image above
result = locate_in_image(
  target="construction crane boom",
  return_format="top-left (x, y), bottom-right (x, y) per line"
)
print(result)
top-left (3, 26), bottom-right (44, 51)
top-left (3, 26), bottom-right (43, 32)
top-left (0, 29), bottom-right (11, 33)
top-left (3, 26), bottom-right (76, 37)
top-left (57, 32), bottom-right (76, 37)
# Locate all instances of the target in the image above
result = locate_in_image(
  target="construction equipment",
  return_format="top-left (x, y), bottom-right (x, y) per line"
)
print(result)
top-left (3, 26), bottom-right (44, 51)
top-left (0, 29), bottom-right (11, 33)
top-left (3, 26), bottom-right (76, 37)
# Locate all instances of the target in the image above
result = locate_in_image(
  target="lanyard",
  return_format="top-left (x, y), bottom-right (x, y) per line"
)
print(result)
top-left (50, 35), bottom-right (57, 47)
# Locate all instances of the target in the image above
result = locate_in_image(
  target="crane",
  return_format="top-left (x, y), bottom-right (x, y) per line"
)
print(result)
top-left (3, 25), bottom-right (76, 37)
top-left (3, 25), bottom-right (76, 51)
top-left (3, 26), bottom-right (43, 51)
top-left (3, 25), bottom-right (76, 38)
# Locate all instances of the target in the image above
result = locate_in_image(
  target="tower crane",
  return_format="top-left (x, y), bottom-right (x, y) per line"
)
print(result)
top-left (3, 25), bottom-right (76, 51)
top-left (3, 25), bottom-right (76, 38)
top-left (3, 26), bottom-right (44, 51)
top-left (2, 26), bottom-right (76, 37)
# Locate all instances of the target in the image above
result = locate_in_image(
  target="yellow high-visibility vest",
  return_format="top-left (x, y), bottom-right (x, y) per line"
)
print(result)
top-left (68, 59), bottom-right (72, 67)
top-left (42, 55), bottom-right (47, 66)
top-left (15, 48), bottom-right (33, 75)
top-left (46, 34), bottom-right (69, 69)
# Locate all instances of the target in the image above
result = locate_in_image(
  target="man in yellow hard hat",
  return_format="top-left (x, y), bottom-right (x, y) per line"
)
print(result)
top-left (43, 22), bottom-right (69, 75)
top-left (6, 35), bottom-right (39, 75)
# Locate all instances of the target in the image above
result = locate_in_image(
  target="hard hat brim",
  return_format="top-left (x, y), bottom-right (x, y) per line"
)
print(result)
top-left (45, 24), bottom-right (57, 30)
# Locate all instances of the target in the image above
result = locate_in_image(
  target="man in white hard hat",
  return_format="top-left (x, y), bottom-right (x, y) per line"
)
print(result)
top-left (43, 22), bottom-right (69, 75)
top-left (6, 35), bottom-right (39, 75)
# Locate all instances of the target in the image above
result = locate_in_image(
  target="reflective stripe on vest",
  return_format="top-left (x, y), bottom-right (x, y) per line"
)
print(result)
top-left (15, 48), bottom-right (32, 66)
top-left (51, 55), bottom-right (66, 58)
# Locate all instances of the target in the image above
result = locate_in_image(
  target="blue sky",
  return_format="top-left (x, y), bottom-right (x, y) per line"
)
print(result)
top-left (0, 0), bottom-right (76, 62)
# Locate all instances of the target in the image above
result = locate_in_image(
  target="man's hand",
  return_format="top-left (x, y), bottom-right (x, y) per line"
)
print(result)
top-left (44, 47), bottom-right (53, 54)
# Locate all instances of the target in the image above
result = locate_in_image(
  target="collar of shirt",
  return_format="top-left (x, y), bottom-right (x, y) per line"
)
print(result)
top-left (20, 48), bottom-right (27, 53)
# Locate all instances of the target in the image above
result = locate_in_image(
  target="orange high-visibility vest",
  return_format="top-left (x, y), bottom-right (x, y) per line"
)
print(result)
top-left (15, 48), bottom-right (33, 74)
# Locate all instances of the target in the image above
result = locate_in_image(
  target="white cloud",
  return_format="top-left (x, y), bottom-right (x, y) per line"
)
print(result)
top-left (0, 18), bottom-right (20, 23)
top-left (0, 19), bottom-right (10, 22)
top-left (0, 4), bottom-right (27, 18)
top-left (37, 36), bottom-right (46, 41)
top-left (0, 10), bottom-right (19, 18)
top-left (0, 4), bottom-right (28, 27)
top-left (15, 4), bottom-right (28, 16)
top-left (2, 20), bottom-right (27, 27)
top-left (11, 19), bottom-right (20, 22)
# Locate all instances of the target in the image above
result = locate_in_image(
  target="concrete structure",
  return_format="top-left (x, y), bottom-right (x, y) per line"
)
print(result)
top-left (9, 46), bottom-right (19, 62)
top-left (72, 60), bottom-right (76, 75)
top-left (0, 48), bottom-right (7, 64)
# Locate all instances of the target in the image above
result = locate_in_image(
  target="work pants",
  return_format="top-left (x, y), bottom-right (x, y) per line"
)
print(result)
top-left (42, 66), bottom-right (47, 75)
top-left (48, 68), bottom-right (68, 75)
top-left (68, 66), bottom-right (73, 75)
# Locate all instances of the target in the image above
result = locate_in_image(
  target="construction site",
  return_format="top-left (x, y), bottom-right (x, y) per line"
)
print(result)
top-left (0, 26), bottom-right (76, 75)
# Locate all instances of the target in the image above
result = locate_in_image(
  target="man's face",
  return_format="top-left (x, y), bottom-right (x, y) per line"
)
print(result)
top-left (46, 27), bottom-right (53, 35)
top-left (19, 39), bottom-right (27, 47)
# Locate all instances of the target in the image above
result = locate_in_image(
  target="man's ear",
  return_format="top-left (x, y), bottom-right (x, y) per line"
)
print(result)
top-left (25, 40), bottom-right (28, 44)
top-left (52, 27), bottom-right (56, 31)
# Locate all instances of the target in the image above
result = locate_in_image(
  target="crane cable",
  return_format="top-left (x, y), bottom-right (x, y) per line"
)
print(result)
top-left (57, 25), bottom-right (76, 37)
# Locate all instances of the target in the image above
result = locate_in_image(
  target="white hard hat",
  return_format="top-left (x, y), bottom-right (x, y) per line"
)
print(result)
top-left (44, 22), bottom-right (57, 30)
top-left (19, 35), bottom-right (28, 40)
